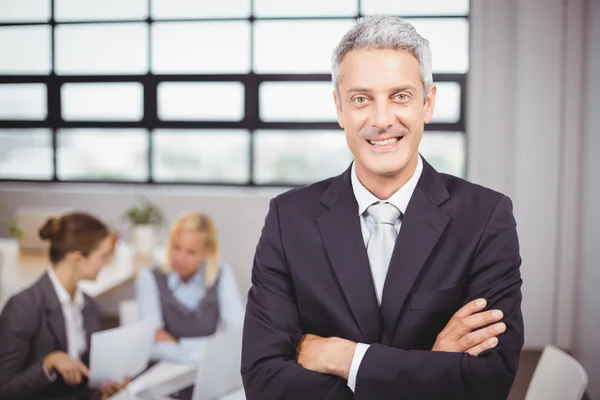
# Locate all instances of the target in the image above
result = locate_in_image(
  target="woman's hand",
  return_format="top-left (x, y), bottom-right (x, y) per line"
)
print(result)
top-left (155, 329), bottom-right (177, 343)
top-left (42, 351), bottom-right (89, 386)
top-left (100, 377), bottom-right (131, 400)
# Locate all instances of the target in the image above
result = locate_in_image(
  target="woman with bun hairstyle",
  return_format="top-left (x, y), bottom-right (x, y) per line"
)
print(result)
top-left (135, 211), bottom-right (245, 364)
top-left (0, 212), bottom-right (129, 400)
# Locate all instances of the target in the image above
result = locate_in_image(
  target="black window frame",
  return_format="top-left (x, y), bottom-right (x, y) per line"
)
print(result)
top-left (0, 0), bottom-right (469, 187)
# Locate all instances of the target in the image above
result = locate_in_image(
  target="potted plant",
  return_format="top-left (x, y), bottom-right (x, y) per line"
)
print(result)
top-left (4, 215), bottom-right (23, 240)
top-left (0, 202), bottom-right (22, 239)
top-left (122, 196), bottom-right (165, 256)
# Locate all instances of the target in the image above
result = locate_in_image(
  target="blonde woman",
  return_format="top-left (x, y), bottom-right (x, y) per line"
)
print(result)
top-left (135, 211), bottom-right (245, 364)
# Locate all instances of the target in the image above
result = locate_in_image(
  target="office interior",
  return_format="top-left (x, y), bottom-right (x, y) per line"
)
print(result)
top-left (0, 0), bottom-right (598, 399)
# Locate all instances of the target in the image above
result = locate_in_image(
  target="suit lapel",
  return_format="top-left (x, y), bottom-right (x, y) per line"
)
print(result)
top-left (380, 160), bottom-right (451, 344)
top-left (82, 297), bottom-right (98, 346)
top-left (40, 273), bottom-right (69, 352)
top-left (316, 168), bottom-right (382, 344)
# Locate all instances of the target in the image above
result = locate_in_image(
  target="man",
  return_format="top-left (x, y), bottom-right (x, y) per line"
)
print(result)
top-left (241, 15), bottom-right (524, 400)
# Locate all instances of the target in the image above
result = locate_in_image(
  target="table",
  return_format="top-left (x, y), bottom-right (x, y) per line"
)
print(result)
top-left (114, 362), bottom-right (246, 400)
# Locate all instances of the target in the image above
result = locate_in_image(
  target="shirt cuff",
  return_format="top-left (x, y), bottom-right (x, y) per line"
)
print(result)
top-left (347, 343), bottom-right (370, 392)
top-left (43, 365), bottom-right (57, 382)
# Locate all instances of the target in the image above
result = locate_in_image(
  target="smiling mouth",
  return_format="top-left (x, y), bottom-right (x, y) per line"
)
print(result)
top-left (367, 137), bottom-right (402, 147)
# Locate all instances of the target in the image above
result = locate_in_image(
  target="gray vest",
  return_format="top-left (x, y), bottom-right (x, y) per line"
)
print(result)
top-left (151, 268), bottom-right (220, 340)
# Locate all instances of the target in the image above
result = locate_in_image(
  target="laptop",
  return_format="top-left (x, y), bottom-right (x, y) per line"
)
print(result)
top-left (161, 328), bottom-right (244, 400)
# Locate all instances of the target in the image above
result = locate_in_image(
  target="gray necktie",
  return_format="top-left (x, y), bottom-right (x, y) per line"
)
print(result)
top-left (366, 202), bottom-right (401, 305)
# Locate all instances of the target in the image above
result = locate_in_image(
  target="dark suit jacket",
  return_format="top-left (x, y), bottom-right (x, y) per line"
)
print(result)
top-left (241, 158), bottom-right (524, 400)
top-left (0, 272), bottom-right (102, 400)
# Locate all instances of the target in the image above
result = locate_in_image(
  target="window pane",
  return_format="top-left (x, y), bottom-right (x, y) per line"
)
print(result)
top-left (152, 0), bottom-right (250, 19)
top-left (420, 131), bottom-right (465, 177)
top-left (410, 18), bottom-right (469, 73)
top-left (254, 20), bottom-right (354, 73)
top-left (57, 129), bottom-right (148, 181)
top-left (55, 23), bottom-right (148, 75)
top-left (0, 129), bottom-right (52, 179)
top-left (0, 0), bottom-right (50, 22)
top-left (361, 0), bottom-right (469, 16)
top-left (152, 22), bottom-right (250, 74)
top-left (260, 82), bottom-right (336, 122)
top-left (54, 0), bottom-right (147, 22)
top-left (254, 0), bottom-right (357, 17)
top-left (158, 82), bottom-right (244, 121)
top-left (0, 26), bottom-right (51, 74)
top-left (153, 130), bottom-right (250, 183)
top-left (0, 84), bottom-right (47, 120)
top-left (432, 82), bottom-right (460, 123)
top-left (254, 130), bottom-right (352, 185)
top-left (62, 83), bottom-right (143, 121)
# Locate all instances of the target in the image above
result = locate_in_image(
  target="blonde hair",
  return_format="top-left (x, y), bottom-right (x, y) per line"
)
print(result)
top-left (163, 211), bottom-right (220, 288)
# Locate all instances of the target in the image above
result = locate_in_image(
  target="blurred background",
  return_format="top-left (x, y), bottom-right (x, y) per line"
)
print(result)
top-left (0, 0), bottom-right (597, 398)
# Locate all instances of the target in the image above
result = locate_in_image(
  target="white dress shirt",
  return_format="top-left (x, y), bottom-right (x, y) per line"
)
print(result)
top-left (47, 268), bottom-right (87, 360)
top-left (347, 155), bottom-right (423, 392)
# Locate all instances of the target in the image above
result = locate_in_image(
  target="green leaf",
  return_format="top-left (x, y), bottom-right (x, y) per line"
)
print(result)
top-left (122, 196), bottom-right (165, 227)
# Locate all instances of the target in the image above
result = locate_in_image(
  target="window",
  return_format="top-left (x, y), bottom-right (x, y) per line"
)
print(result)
top-left (0, 0), bottom-right (469, 185)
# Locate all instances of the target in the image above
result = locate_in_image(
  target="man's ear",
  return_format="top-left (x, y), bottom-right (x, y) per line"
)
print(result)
top-left (333, 90), bottom-right (345, 129)
top-left (423, 84), bottom-right (437, 124)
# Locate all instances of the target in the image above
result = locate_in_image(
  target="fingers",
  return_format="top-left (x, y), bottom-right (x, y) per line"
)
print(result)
top-left (466, 336), bottom-right (499, 356)
top-left (78, 362), bottom-right (90, 378)
top-left (58, 362), bottom-right (87, 386)
top-left (105, 383), bottom-right (120, 396)
top-left (64, 369), bottom-right (82, 386)
top-left (447, 309), bottom-right (504, 341)
top-left (452, 298), bottom-right (487, 321)
top-left (461, 322), bottom-right (506, 350)
top-left (439, 298), bottom-right (487, 338)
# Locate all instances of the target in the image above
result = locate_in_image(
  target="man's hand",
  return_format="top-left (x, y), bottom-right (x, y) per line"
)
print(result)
top-left (432, 298), bottom-right (506, 356)
top-left (155, 329), bottom-right (177, 343)
top-left (42, 351), bottom-right (89, 386)
top-left (296, 334), bottom-right (357, 380)
top-left (100, 377), bottom-right (132, 400)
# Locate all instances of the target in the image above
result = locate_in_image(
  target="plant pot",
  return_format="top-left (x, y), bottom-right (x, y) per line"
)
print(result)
top-left (0, 237), bottom-right (20, 269)
top-left (132, 224), bottom-right (157, 256)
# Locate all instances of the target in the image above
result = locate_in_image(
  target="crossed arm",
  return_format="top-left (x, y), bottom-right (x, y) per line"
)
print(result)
top-left (241, 196), bottom-right (524, 400)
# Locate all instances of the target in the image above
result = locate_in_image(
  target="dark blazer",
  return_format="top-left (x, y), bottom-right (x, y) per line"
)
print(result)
top-left (0, 272), bottom-right (102, 400)
top-left (241, 158), bottom-right (524, 400)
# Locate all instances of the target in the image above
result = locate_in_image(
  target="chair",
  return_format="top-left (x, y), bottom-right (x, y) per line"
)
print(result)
top-left (525, 345), bottom-right (588, 400)
top-left (119, 299), bottom-right (139, 326)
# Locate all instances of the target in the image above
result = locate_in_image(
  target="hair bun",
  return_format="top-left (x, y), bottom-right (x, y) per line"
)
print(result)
top-left (39, 217), bottom-right (61, 241)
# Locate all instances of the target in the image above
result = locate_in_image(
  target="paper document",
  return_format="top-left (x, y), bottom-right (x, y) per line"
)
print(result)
top-left (89, 319), bottom-right (155, 387)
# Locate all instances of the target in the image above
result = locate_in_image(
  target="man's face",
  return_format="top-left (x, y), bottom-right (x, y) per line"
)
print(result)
top-left (334, 49), bottom-right (436, 181)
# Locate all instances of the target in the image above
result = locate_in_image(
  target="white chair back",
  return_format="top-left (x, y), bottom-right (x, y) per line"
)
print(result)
top-left (119, 299), bottom-right (139, 326)
top-left (525, 345), bottom-right (588, 400)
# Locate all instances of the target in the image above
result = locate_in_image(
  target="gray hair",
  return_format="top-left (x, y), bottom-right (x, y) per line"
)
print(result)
top-left (331, 16), bottom-right (433, 95)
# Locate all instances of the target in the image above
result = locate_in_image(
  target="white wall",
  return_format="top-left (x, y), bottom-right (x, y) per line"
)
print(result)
top-left (468, 0), bottom-right (585, 349)
top-left (574, 0), bottom-right (600, 396)
top-left (0, 0), bottom-right (590, 351)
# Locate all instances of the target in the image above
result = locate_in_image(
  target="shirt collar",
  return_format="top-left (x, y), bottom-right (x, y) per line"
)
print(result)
top-left (351, 154), bottom-right (423, 216)
top-left (46, 267), bottom-right (85, 309)
top-left (167, 265), bottom-right (204, 290)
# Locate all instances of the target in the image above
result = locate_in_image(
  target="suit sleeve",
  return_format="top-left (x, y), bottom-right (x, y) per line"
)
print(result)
top-left (0, 295), bottom-right (54, 398)
top-left (241, 198), bottom-right (353, 400)
top-left (354, 195), bottom-right (525, 400)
